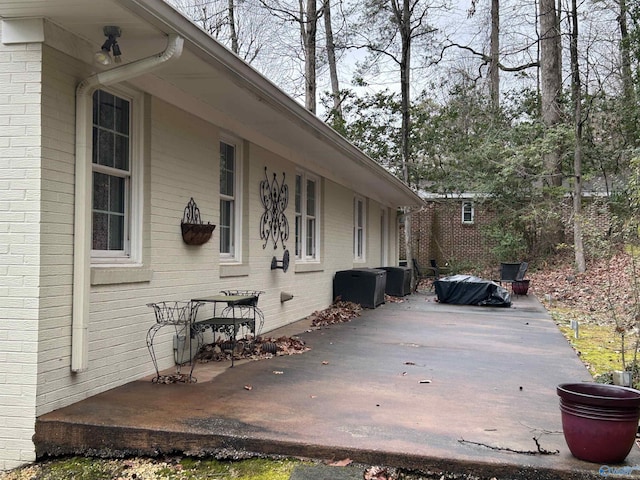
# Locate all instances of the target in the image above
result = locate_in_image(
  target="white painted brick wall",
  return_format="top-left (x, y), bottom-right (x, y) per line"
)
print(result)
top-left (2, 41), bottom-right (396, 472)
top-left (0, 34), bottom-right (42, 470)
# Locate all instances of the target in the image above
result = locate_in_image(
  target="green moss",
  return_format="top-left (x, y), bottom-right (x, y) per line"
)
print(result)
top-left (175, 458), bottom-right (302, 480)
top-left (16, 457), bottom-right (128, 480)
top-left (552, 309), bottom-right (630, 377)
top-left (0, 457), bottom-right (306, 480)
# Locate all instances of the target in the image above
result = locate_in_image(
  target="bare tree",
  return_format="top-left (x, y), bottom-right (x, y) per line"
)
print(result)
top-left (444, 0), bottom-right (539, 109)
top-left (167, 0), bottom-right (289, 80)
top-left (350, 0), bottom-right (438, 282)
top-left (568, 0), bottom-right (586, 272)
top-left (539, 0), bottom-right (563, 188)
top-left (323, 0), bottom-right (343, 119)
top-left (258, 0), bottom-right (324, 112)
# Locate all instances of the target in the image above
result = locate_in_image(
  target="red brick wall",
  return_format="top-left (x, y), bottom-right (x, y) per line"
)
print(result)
top-left (401, 200), bottom-right (496, 269)
top-left (401, 198), bottom-right (611, 270)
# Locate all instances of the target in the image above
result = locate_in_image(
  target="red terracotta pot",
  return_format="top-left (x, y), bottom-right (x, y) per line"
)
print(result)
top-left (512, 279), bottom-right (530, 295)
top-left (557, 383), bottom-right (640, 463)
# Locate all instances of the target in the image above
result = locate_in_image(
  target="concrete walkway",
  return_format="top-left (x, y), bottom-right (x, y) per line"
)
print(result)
top-left (34, 292), bottom-right (640, 479)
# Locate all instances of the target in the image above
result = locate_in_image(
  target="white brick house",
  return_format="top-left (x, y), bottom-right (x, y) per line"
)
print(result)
top-left (0, 0), bottom-right (422, 470)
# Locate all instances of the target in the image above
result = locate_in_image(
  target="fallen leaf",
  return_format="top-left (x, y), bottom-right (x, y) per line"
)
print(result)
top-left (329, 458), bottom-right (352, 467)
top-left (310, 395), bottom-right (317, 398)
top-left (322, 361), bottom-right (329, 365)
top-left (273, 370), bottom-right (284, 375)
top-left (244, 384), bottom-right (253, 390)
top-left (364, 465), bottom-right (397, 480)
top-left (404, 361), bottom-right (416, 365)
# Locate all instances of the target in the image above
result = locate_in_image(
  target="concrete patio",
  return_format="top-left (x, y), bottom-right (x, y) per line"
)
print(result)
top-left (34, 292), bottom-right (640, 479)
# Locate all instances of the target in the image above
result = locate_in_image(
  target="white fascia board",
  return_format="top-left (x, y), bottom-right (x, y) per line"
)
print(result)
top-left (1, 18), bottom-right (44, 44)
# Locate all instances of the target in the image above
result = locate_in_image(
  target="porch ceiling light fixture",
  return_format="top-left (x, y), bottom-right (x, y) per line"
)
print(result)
top-left (94, 26), bottom-right (122, 65)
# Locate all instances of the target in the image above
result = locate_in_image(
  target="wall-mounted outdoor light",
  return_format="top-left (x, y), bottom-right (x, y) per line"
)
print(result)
top-left (95, 26), bottom-right (122, 65)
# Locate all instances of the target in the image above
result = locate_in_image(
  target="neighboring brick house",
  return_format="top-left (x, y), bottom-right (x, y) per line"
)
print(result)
top-left (401, 195), bottom-right (496, 269)
top-left (0, 0), bottom-right (423, 470)
top-left (402, 193), bottom-right (611, 271)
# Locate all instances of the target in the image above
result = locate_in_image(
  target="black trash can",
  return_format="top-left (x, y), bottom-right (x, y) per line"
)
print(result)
top-left (379, 266), bottom-right (412, 297)
top-left (333, 268), bottom-right (387, 308)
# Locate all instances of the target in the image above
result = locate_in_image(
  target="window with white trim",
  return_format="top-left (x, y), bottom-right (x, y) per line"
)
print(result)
top-left (462, 201), bottom-right (474, 224)
top-left (91, 89), bottom-right (137, 262)
top-left (219, 139), bottom-right (242, 260)
top-left (295, 172), bottom-right (319, 261)
top-left (353, 196), bottom-right (366, 261)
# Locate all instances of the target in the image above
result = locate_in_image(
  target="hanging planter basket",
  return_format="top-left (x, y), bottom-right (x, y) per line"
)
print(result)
top-left (181, 222), bottom-right (215, 246)
top-left (180, 197), bottom-right (215, 246)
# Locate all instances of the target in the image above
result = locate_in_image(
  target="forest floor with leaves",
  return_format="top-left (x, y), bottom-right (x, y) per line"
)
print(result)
top-left (2, 255), bottom-right (636, 480)
top-left (527, 251), bottom-right (640, 381)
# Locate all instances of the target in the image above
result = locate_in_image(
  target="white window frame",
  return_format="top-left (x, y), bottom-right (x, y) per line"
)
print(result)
top-left (219, 136), bottom-right (243, 263)
top-left (353, 195), bottom-right (366, 261)
top-left (295, 171), bottom-right (320, 262)
top-left (91, 87), bottom-right (143, 265)
top-left (462, 201), bottom-right (474, 224)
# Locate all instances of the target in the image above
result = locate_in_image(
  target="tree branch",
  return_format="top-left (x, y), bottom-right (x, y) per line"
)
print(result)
top-left (434, 42), bottom-right (539, 72)
top-left (459, 437), bottom-right (559, 455)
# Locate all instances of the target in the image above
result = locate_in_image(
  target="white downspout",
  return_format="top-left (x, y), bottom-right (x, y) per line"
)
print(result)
top-left (72, 34), bottom-right (184, 372)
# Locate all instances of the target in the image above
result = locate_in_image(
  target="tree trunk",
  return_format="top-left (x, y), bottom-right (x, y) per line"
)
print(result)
top-left (489, 0), bottom-right (500, 109)
top-left (303, 0), bottom-right (318, 113)
top-left (618, 0), bottom-right (636, 142)
top-left (569, 0), bottom-right (585, 272)
top-left (538, 0), bottom-right (564, 253)
top-left (539, 0), bottom-right (562, 188)
top-left (228, 0), bottom-right (239, 54)
top-left (323, 0), bottom-right (342, 119)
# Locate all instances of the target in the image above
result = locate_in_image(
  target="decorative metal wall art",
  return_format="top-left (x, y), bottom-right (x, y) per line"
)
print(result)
top-left (259, 167), bottom-right (289, 250)
top-left (181, 197), bottom-right (215, 246)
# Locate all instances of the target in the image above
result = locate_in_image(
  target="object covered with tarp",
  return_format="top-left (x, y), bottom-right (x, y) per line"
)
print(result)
top-left (434, 275), bottom-right (511, 307)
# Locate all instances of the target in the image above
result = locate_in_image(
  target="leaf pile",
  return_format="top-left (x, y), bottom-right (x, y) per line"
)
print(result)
top-left (528, 252), bottom-right (639, 325)
top-left (307, 300), bottom-right (363, 327)
top-left (196, 336), bottom-right (309, 363)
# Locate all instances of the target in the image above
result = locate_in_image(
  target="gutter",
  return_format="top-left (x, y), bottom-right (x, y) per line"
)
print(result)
top-left (71, 34), bottom-right (184, 372)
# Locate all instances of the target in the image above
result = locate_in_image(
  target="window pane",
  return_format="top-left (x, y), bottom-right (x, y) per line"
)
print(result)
top-left (92, 212), bottom-right (108, 250)
top-left (306, 218), bottom-right (315, 257)
top-left (295, 175), bottom-right (301, 214)
top-left (295, 215), bottom-right (302, 257)
top-left (357, 201), bottom-right (363, 227)
top-left (109, 214), bottom-right (124, 250)
top-left (114, 96), bottom-right (130, 134)
top-left (98, 130), bottom-right (114, 167)
top-left (93, 172), bottom-right (109, 211)
top-left (114, 134), bottom-right (129, 170)
top-left (306, 180), bottom-right (315, 216)
top-left (99, 91), bottom-right (115, 129)
top-left (220, 199), bottom-right (233, 253)
top-left (109, 176), bottom-right (125, 214)
top-left (93, 92), bottom-right (99, 125)
top-left (220, 143), bottom-right (235, 196)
